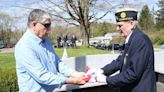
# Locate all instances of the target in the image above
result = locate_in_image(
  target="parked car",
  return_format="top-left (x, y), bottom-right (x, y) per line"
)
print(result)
top-left (107, 44), bottom-right (123, 50)
top-left (160, 44), bottom-right (164, 49)
top-left (0, 44), bottom-right (5, 49)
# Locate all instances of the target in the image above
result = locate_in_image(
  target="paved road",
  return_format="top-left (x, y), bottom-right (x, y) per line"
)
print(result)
top-left (0, 48), bottom-right (14, 53)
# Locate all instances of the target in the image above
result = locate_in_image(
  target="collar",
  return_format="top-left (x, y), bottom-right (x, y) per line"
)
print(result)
top-left (26, 29), bottom-right (43, 44)
top-left (125, 30), bottom-right (133, 44)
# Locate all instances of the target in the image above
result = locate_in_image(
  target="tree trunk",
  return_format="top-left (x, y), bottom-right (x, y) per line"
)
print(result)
top-left (80, 24), bottom-right (90, 47)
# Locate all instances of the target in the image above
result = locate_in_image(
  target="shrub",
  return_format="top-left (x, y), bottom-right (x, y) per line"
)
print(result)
top-left (148, 29), bottom-right (164, 45)
top-left (157, 36), bottom-right (164, 45)
top-left (151, 35), bottom-right (160, 44)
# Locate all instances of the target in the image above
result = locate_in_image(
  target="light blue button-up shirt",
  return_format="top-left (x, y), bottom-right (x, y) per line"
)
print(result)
top-left (15, 30), bottom-right (74, 92)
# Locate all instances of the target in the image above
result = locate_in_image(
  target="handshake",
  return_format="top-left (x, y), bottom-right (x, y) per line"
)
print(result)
top-left (83, 67), bottom-right (107, 83)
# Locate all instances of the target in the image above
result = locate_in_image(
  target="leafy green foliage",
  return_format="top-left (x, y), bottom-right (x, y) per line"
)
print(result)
top-left (91, 23), bottom-right (116, 37)
top-left (99, 22), bottom-right (109, 36)
top-left (138, 5), bottom-right (154, 31)
top-left (156, 0), bottom-right (164, 29)
top-left (149, 28), bottom-right (164, 45)
top-left (0, 13), bottom-right (14, 46)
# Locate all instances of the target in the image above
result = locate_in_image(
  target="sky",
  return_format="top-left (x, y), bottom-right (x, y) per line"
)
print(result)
top-left (0, 0), bottom-right (160, 28)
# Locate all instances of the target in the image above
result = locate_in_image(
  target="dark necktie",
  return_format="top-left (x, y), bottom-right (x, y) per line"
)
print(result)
top-left (121, 43), bottom-right (129, 54)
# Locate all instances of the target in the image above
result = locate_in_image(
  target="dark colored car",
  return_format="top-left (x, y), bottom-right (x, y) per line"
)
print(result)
top-left (107, 44), bottom-right (123, 50)
top-left (0, 44), bottom-right (5, 49)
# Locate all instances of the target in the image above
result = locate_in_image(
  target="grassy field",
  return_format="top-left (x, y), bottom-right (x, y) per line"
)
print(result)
top-left (0, 53), bottom-right (15, 69)
top-left (0, 47), bottom-right (111, 91)
top-left (0, 44), bottom-right (160, 69)
top-left (0, 47), bottom-right (110, 69)
top-left (0, 46), bottom-right (161, 91)
top-left (55, 47), bottom-right (110, 57)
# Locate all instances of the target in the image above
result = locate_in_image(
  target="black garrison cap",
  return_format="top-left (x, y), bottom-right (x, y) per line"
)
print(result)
top-left (115, 8), bottom-right (138, 22)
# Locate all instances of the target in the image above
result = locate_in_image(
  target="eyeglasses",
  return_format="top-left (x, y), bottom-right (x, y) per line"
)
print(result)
top-left (117, 25), bottom-right (123, 28)
top-left (39, 22), bottom-right (51, 28)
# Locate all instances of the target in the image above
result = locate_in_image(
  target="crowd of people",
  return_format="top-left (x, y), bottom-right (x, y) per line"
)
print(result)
top-left (56, 35), bottom-right (77, 48)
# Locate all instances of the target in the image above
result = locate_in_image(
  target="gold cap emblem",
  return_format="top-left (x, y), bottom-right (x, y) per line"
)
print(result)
top-left (120, 12), bottom-right (126, 18)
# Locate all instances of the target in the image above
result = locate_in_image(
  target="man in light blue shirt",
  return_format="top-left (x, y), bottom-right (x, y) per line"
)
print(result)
top-left (15, 9), bottom-right (86, 92)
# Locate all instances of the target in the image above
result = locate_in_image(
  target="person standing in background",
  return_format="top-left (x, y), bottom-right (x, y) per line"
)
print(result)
top-left (63, 35), bottom-right (68, 48)
top-left (57, 36), bottom-right (62, 48)
top-left (71, 35), bottom-right (77, 48)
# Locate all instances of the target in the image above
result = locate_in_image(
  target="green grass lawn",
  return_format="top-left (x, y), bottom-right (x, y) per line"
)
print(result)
top-left (0, 53), bottom-right (15, 69)
top-left (0, 47), bottom-right (110, 69)
top-left (0, 45), bottom-right (160, 69)
top-left (0, 46), bottom-right (160, 91)
top-left (0, 47), bottom-right (110, 91)
top-left (55, 46), bottom-right (110, 57)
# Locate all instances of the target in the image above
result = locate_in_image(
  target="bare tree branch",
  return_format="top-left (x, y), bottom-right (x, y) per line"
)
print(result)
top-left (9, 5), bottom-right (35, 10)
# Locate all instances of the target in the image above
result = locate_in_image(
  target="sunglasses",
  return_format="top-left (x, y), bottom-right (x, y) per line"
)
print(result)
top-left (39, 22), bottom-right (51, 28)
top-left (117, 25), bottom-right (123, 28)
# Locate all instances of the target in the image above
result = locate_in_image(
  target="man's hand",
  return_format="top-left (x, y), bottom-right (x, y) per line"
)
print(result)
top-left (71, 71), bottom-right (85, 78)
top-left (66, 71), bottom-right (87, 85)
top-left (83, 74), bottom-right (91, 82)
top-left (84, 68), bottom-right (104, 83)
top-left (96, 73), bottom-right (107, 83)
top-left (66, 77), bottom-right (86, 85)
top-left (86, 68), bottom-right (104, 75)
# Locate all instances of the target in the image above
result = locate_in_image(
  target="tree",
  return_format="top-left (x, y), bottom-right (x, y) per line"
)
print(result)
top-left (156, 0), bottom-right (164, 30)
top-left (138, 5), bottom-right (154, 31)
top-left (9, 0), bottom-right (145, 47)
top-left (39, 0), bottom-right (118, 47)
top-left (100, 22), bottom-right (109, 36)
top-left (0, 13), bottom-right (13, 46)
